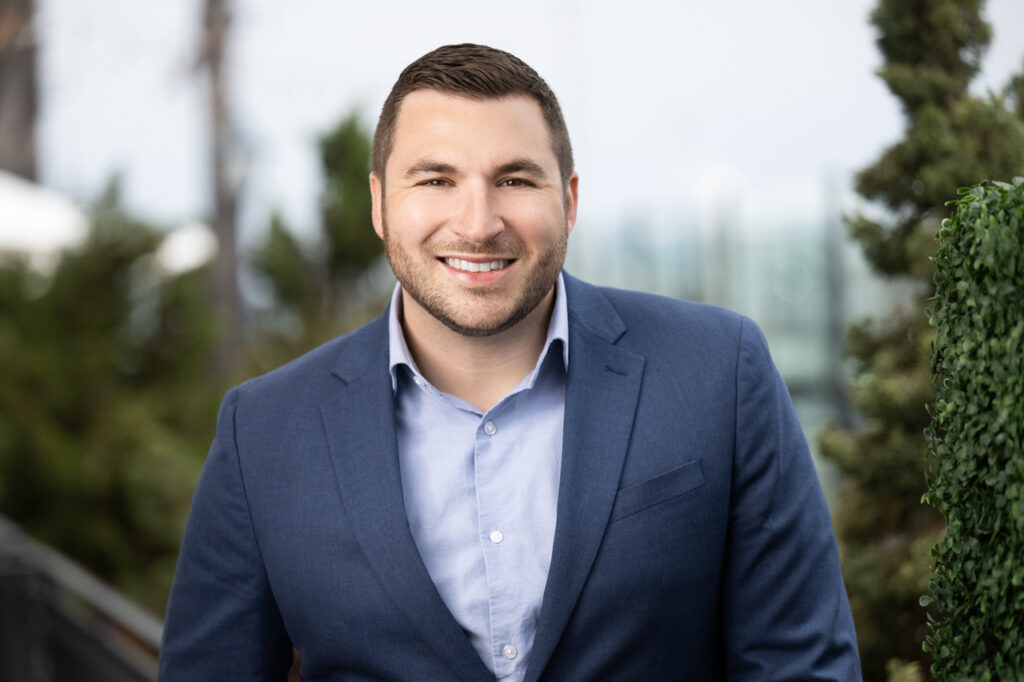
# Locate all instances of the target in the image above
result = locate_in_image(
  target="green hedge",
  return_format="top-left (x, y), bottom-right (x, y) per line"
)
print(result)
top-left (924, 178), bottom-right (1024, 680)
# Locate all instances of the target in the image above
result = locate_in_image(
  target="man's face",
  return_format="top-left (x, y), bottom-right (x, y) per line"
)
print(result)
top-left (370, 90), bottom-right (578, 337)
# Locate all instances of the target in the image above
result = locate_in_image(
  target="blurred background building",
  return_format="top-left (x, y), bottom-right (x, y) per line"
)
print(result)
top-left (564, 177), bottom-right (923, 494)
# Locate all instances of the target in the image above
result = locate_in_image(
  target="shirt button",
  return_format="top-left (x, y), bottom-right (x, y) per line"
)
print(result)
top-left (483, 421), bottom-right (497, 436)
top-left (489, 530), bottom-right (504, 544)
top-left (413, 376), bottom-right (425, 387)
top-left (503, 644), bottom-right (518, 660)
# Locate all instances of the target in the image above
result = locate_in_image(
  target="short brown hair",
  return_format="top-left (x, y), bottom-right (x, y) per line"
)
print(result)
top-left (372, 43), bottom-right (574, 186)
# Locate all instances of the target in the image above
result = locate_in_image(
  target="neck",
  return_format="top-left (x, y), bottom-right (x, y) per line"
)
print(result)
top-left (400, 288), bottom-right (555, 413)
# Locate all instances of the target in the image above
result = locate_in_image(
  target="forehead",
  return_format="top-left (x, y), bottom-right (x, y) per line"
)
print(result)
top-left (387, 90), bottom-right (555, 173)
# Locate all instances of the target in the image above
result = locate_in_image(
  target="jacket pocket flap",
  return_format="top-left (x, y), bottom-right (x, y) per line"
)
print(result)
top-left (610, 459), bottom-right (705, 522)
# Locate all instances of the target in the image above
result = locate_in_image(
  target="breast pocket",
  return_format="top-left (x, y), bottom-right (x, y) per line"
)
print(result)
top-left (609, 459), bottom-right (706, 522)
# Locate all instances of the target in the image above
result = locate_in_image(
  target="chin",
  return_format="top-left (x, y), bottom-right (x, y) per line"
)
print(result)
top-left (435, 309), bottom-right (525, 338)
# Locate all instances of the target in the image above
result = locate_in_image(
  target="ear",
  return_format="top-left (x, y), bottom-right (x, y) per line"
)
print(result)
top-left (565, 172), bottom-right (579, 235)
top-left (370, 172), bottom-right (385, 239)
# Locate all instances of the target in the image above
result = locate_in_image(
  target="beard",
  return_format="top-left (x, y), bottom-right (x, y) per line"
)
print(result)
top-left (381, 214), bottom-right (568, 338)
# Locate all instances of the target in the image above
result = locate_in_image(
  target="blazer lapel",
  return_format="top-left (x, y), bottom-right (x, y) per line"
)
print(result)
top-left (526, 276), bottom-right (646, 682)
top-left (319, 314), bottom-right (492, 682)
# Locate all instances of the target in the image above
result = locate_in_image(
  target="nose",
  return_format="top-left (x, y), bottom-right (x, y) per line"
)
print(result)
top-left (452, 184), bottom-right (504, 243)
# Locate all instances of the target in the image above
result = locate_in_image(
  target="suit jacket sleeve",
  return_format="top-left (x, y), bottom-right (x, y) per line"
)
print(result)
top-left (159, 388), bottom-right (293, 681)
top-left (723, 318), bottom-right (860, 680)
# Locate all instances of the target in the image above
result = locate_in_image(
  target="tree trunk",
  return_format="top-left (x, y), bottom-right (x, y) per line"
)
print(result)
top-left (0, 0), bottom-right (37, 181)
top-left (198, 0), bottom-right (242, 378)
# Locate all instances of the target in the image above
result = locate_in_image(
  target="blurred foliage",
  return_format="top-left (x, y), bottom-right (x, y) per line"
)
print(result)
top-left (817, 1), bottom-right (1024, 680)
top-left (250, 112), bottom-right (385, 363)
top-left (923, 180), bottom-right (1024, 678)
top-left (0, 110), bottom-right (384, 615)
top-left (887, 659), bottom-right (925, 682)
top-left (320, 113), bottom-right (379, 283)
top-left (0, 180), bottom-right (220, 611)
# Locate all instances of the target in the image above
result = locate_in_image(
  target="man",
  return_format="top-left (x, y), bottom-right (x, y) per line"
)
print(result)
top-left (160, 44), bottom-right (861, 681)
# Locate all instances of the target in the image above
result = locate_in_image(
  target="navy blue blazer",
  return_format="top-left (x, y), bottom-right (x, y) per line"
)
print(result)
top-left (160, 273), bottom-right (861, 681)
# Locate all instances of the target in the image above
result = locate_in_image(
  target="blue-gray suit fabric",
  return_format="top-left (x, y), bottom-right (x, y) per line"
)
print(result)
top-left (159, 273), bottom-right (861, 681)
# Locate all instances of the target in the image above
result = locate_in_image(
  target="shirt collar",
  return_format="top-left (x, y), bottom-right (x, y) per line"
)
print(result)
top-left (388, 272), bottom-right (570, 393)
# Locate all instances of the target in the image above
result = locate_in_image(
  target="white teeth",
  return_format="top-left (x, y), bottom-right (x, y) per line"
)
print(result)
top-left (444, 258), bottom-right (509, 273)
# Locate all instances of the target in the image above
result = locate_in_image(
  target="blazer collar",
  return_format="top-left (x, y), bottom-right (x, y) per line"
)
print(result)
top-left (563, 271), bottom-right (628, 344)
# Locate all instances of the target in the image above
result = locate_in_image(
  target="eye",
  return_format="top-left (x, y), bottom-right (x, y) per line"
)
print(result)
top-left (419, 178), bottom-right (451, 187)
top-left (500, 177), bottom-right (534, 188)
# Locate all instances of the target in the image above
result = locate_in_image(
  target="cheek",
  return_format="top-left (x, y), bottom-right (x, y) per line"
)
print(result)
top-left (388, 196), bottom-right (450, 243)
top-left (496, 197), bottom-right (567, 239)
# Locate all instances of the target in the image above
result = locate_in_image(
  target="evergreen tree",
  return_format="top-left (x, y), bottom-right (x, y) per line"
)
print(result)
top-left (0, 113), bottom-right (385, 615)
top-left (0, 182), bottom-right (221, 612)
top-left (818, 1), bottom-right (1024, 679)
top-left (251, 111), bottom-right (384, 360)
top-left (320, 113), bottom-right (379, 286)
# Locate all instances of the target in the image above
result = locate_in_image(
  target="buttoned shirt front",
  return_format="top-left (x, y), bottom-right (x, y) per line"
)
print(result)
top-left (388, 274), bottom-right (569, 681)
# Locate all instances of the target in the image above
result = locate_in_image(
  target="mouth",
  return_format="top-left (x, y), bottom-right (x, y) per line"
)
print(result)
top-left (440, 257), bottom-right (514, 273)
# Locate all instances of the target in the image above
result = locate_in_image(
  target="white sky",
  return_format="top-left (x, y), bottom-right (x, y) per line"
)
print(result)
top-left (35, 0), bottom-right (1024, 242)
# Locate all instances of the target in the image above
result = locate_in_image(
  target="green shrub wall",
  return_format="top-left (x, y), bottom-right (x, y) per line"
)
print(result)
top-left (925, 178), bottom-right (1024, 680)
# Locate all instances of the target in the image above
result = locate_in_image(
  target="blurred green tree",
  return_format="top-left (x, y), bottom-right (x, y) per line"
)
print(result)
top-left (0, 110), bottom-right (385, 615)
top-left (817, 1), bottom-right (1024, 679)
top-left (250, 112), bottom-right (385, 360)
top-left (0, 181), bottom-right (221, 611)
top-left (320, 113), bottom-right (379, 285)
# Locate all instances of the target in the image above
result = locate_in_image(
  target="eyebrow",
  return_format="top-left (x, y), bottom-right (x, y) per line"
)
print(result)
top-left (495, 159), bottom-right (548, 180)
top-left (403, 161), bottom-right (458, 179)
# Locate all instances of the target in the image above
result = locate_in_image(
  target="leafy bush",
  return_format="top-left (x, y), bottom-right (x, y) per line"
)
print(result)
top-left (924, 178), bottom-right (1024, 679)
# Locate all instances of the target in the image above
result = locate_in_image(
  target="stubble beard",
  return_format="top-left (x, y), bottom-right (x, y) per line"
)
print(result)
top-left (381, 213), bottom-right (568, 338)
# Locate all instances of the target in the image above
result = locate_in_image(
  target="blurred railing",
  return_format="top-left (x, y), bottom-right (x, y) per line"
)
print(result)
top-left (0, 515), bottom-right (161, 682)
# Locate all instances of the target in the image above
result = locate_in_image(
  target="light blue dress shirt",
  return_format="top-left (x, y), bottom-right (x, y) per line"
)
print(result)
top-left (387, 274), bottom-right (569, 681)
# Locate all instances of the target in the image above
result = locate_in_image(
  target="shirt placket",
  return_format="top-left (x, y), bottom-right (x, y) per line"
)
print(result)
top-left (474, 403), bottom-right (523, 679)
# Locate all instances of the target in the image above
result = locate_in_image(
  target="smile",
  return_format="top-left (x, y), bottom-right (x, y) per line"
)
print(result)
top-left (442, 258), bottom-right (512, 273)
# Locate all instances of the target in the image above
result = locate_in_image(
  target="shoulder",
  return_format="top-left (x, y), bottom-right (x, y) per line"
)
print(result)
top-left (565, 274), bottom-right (766, 361)
top-left (596, 284), bottom-right (742, 333)
top-left (230, 312), bottom-right (388, 410)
